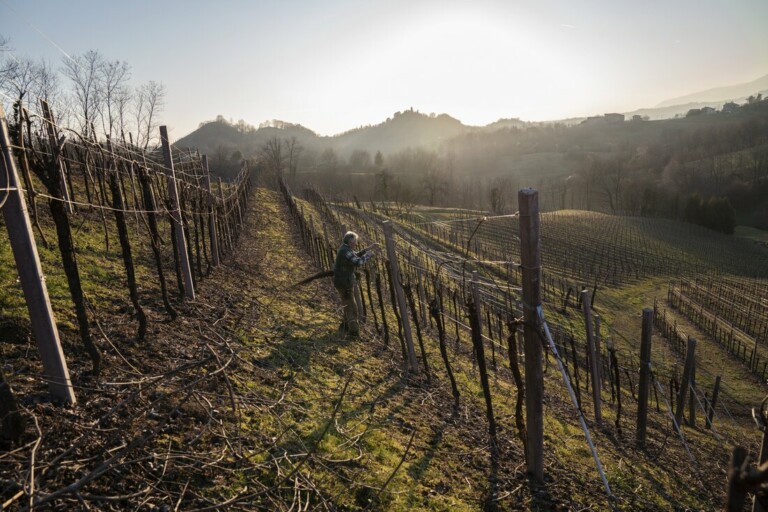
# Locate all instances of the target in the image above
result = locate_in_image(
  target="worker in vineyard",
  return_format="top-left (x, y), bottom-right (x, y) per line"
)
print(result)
top-left (334, 231), bottom-right (376, 338)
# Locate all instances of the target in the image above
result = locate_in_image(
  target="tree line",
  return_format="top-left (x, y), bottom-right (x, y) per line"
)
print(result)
top-left (253, 98), bottom-right (768, 233)
top-left (1, 37), bottom-right (165, 148)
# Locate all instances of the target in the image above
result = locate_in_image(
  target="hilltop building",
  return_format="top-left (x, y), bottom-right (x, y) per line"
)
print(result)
top-left (581, 113), bottom-right (626, 125)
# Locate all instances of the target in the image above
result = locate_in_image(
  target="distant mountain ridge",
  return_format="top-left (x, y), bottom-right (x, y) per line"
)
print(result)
top-left (176, 109), bottom-right (483, 160)
top-left (656, 73), bottom-right (768, 108)
top-left (331, 110), bottom-right (470, 156)
top-left (176, 73), bottom-right (768, 158)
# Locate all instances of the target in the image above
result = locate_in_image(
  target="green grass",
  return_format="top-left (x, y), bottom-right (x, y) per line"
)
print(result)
top-left (3, 177), bottom-right (763, 510)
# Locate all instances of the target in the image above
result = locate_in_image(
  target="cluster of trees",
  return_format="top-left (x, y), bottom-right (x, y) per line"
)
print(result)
top-left (0, 38), bottom-right (165, 147)
top-left (683, 193), bottom-right (736, 234)
top-left (197, 115), bottom-right (257, 134)
top-left (533, 99), bottom-right (768, 231)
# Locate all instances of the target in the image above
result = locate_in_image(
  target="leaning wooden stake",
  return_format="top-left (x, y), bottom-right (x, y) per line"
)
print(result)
top-left (383, 221), bottom-right (418, 373)
top-left (582, 289), bottom-right (602, 424)
top-left (637, 307), bottom-right (653, 447)
top-left (0, 104), bottom-right (75, 404)
top-left (159, 126), bottom-right (195, 299)
top-left (518, 188), bottom-right (544, 482)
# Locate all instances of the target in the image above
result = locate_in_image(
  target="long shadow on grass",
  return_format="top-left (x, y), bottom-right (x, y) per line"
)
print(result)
top-left (257, 343), bottom-right (418, 509)
top-left (251, 328), bottom-right (353, 377)
top-left (406, 404), bottom-right (459, 483)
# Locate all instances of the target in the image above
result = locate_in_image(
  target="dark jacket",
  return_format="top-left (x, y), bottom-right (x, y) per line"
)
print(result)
top-left (333, 243), bottom-right (371, 289)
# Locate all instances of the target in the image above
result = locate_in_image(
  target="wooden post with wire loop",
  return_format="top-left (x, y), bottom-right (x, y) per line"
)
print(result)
top-left (518, 188), bottom-right (543, 482)
top-left (0, 103), bottom-right (75, 404)
top-left (383, 220), bottom-right (418, 373)
top-left (637, 307), bottom-right (653, 448)
top-left (159, 126), bottom-right (195, 299)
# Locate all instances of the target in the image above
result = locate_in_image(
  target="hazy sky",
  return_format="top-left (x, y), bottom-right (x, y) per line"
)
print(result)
top-left (2, 0), bottom-right (767, 138)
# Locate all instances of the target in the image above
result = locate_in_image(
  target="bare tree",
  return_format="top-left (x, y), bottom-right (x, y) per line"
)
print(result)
top-left (33, 59), bottom-right (60, 105)
top-left (285, 136), bottom-right (303, 182)
top-left (318, 147), bottom-right (340, 173)
top-left (97, 59), bottom-right (131, 139)
top-left (0, 35), bottom-right (18, 94)
top-left (488, 176), bottom-right (516, 214)
top-left (422, 168), bottom-right (448, 206)
top-left (62, 50), bottom-right (104, 136)
top-left (349, 149), bottom-right (371, 169)
top-left (134, 80), bottom-right (165, 149)
top-left (259, 136), bottom-right (285, 177)
top-left (114, 85), bottom-right (132, 143)
top-left (374, 169), bottom-right (393, 201)
top-left (4, 56), bottom-right (37, 107)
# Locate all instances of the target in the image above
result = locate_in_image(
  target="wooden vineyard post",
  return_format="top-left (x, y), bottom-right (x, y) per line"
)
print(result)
top-left (0, 104), bottom-right (75, 404)
top-left (202, 155), bottom-right (220, 267)
top-left (581, 289), bottom-right (602, 424)
top-left (383, 221), bottom-right (418, 373)
top-left (518, 188), bottom-right (544, 482)
top-left (160, 126), bottom-right (195, 299)
top-left (675, 337), bottom-right (696, 429)
top-left (688, 361), bottom-right (696, 427)
top-left (707, 375), bottom-right (721, 429)
top-left (637, 307), bottom-right (653, 447)
top-left (594, 314), bottom-right (603, 387)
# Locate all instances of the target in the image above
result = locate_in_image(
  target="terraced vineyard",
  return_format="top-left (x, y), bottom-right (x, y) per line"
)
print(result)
top-left (4, 100), bottom-right (768, 509)
top-left (278, 187), bottom-right (768, 508)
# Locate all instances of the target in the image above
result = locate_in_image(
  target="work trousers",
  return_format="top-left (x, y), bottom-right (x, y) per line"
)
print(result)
top-left (336, 287), bottom-right (359, 336)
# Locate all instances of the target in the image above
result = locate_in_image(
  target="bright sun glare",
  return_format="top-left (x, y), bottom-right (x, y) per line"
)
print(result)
top-left (357, 8), bottom-right (595, 125)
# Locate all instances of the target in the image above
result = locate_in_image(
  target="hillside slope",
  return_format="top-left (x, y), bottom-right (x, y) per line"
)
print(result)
top-left (1, 186), bottom-right (749, 510)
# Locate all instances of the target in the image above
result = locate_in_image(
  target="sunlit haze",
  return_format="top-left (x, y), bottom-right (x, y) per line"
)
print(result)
top-left (2, 0), bottom-right (766, 137)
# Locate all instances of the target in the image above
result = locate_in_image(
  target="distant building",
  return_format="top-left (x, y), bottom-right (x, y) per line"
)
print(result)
top-left (722, 102), bottom-right (739, 113)
top-left (581, 113), bottom-right (625, 125)
top-left (632, 115), bottom-right (644, 122)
